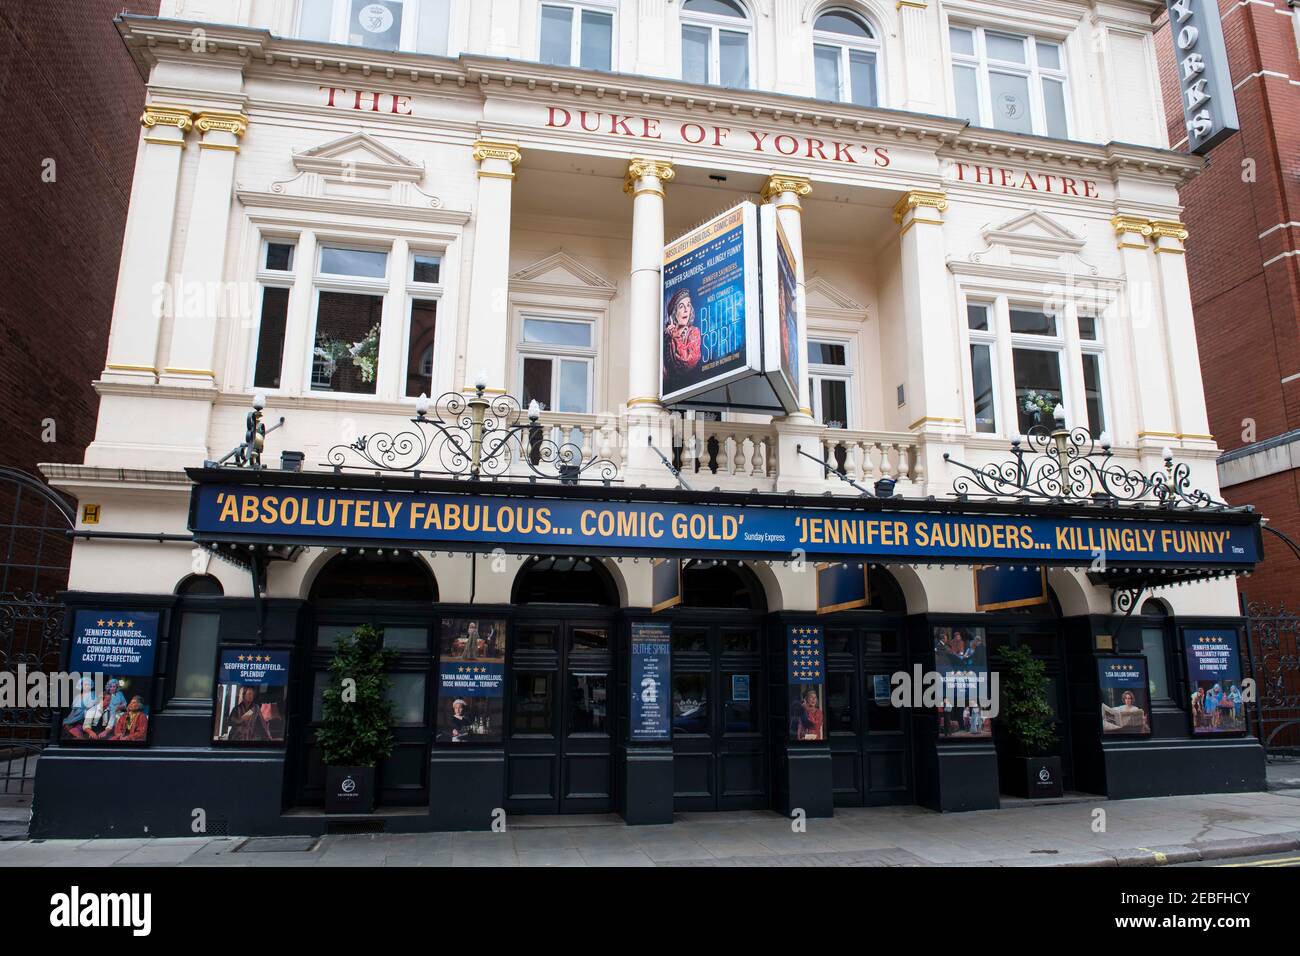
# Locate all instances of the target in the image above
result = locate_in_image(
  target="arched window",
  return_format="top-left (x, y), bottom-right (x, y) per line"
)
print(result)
top-left (1140, 598), bottom-right (1172, 702)
top-left (813, 7), bottom-right (882, 107)
top-left (681, 560), bottom-right (767, 611)
top-left (309, 551), bottom-right (438, 603)
top-left (681, 0), bottom-right (752, 88)
top-left (511, 556), bottom-right (618, 606)
top-left (170, 574), bottom-right (224, 702)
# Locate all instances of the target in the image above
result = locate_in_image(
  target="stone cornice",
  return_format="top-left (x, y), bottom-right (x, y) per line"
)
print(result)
top-left (116, 14), bottom-right (1204, 187)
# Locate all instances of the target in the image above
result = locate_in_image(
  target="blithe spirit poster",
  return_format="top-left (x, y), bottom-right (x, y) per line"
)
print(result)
top-left (630, 621), bottom-right (671, 741)
top-left (760, 203), bottom-right (801, 414)
top-left (787, 624), bottom-right (825, 742)
top-left (1184, 629), bottom-right (1247, 735)
top-left (661, 203), bottom-right (759, 404)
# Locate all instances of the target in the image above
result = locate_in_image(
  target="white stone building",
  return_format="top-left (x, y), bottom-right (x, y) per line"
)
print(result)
top-left (31, 1), bottom-right (1267, 835)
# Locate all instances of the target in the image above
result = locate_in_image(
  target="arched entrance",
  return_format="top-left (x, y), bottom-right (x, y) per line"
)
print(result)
top-left (506, 556), bottom-right (618, 814)
top-left (983, 588), bottom-right (1075, 794)
top-left (298, 551), bottom-right (438, 808)
top-left (668, 560), bottom-right (768, 811)
top-left (821, 567), bottom-right (912, 806)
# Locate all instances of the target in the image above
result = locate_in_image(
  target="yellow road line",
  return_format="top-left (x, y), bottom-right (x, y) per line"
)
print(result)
top-left (1218, 855), bottom-right (1300, 867)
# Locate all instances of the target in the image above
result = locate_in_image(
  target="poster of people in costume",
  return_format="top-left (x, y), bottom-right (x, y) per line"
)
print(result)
top-left (212, 649), bottom-right (290, 744)
top-left (1184, 629), bottom-right (1247, 735)
top-left (61, 610), bottom-right (158, 745)
top-left (436, 618), bottom-right (505, 743)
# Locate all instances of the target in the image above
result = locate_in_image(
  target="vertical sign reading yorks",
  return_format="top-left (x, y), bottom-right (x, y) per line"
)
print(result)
top-left (1164, 0), bottom-right (1239, 154)
top-left (630, 621), bottom-right (671, 741)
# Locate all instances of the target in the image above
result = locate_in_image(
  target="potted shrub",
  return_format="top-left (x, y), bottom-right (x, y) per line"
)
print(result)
top-left (317, 624), bottom-right (397, 813)
top-left (996, 644), bottom-right (1063, 798)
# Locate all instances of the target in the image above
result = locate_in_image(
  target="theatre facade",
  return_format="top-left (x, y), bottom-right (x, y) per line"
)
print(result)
top-left (31, 1), bottom-right (1267, 837)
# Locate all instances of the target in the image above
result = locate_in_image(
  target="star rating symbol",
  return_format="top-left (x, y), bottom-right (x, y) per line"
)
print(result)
top-left (96, 619), bottom-right (105, 627)
top-left (116, 619), bottom-right (127, 628)
top-left (126, 620), bottom-right (134, 628)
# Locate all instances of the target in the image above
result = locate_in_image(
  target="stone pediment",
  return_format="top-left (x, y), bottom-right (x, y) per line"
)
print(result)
top-left (511, 250), bottom-right (617, 299)
top-left (249, 130), bottom-right (456, 213)
top-left (805, 274), bottom-right (868, 320)
top-left (963, 209), bottom-right (1099, 275)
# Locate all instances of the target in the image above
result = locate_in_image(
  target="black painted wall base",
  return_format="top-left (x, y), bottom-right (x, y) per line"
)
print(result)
top-left (621, 747), bottom-right (674, 825)
top-left (920, 745), bottom-right (1000, 813)
top-left (1101, 737), bottom-right (1266, 799)
top-left (30, 747), bottom-right (291, 839)
top-left (777, 746), bottom-right (834, 819)
top-left (430, 749), bottom-right (505, 831)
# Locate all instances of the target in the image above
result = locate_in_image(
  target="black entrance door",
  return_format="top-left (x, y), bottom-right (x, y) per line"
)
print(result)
top-left (506, 616), bottom-right (615, 814)
top-left (988, 624), bottom-right (1074, 793)
top-left (670, 620), bottom-right (767, 811)
top-left (824, 623), bottom-right (913, 806)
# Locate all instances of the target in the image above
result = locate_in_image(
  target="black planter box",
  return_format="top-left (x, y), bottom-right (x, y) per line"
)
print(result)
top-left (325, 765), bottom-right (375, 814)
top-left (1019, 755), bottom-right (1063, 799)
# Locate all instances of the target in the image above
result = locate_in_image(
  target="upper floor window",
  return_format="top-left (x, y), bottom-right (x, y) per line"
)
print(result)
top-left (807, 338), bottom-right (852, 428)
top-left (949, 25), bottom-right (1068, 138)
top-left (959, 295), bottom-right (1111, 440)
top-left (311, 245), bottom-right (390, 395)
top-left (296, 0), bottom-right (452, 55)
top-left (252, 239), bottom-right (297, 391)
top-left (518, 316), bottom-right (595, 413)
top-left (681, 0), bottom-right (751, 88)
top-left (813, 8), bottom-right (881, 108)
top-left (405, 253), bottom-right (443, 398)
top-left (540, 2), bottom-right (614, 71)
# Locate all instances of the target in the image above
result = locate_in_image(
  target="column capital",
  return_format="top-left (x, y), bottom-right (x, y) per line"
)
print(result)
top-left (624, 157), bottom-right (675, 196)
top-left (896, 0), bottom-right (928, 8)
top-left (140, 105), bottom-right (193, 147)
top-left (472, 139), bottom-right (522, 178)
top-left (195, 110), bottom-right (248, 137)
top-left (1111, 214), bottom-right (1153, 249)
top-left (140, 105), bottom-right (194, 131)
top-left (892, 189), bottom-right (947, 228)
top-left (1148, 219), bottom-right (1188, 254)
top-left (760, 173), bottom-right (813, 205)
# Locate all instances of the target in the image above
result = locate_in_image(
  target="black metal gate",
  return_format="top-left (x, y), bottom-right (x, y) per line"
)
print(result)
top-left (1242, 596), bottom-right (1300, 754)
top-left (0, 466), bottom-right (74, 795)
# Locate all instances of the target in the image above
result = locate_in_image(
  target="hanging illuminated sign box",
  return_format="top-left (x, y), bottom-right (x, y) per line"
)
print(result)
top-left (660, 201), bottom-right (800, 414)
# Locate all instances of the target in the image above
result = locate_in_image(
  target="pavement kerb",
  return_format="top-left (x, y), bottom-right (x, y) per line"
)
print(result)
top-left (1011, 831), bottom-right (1300, 868)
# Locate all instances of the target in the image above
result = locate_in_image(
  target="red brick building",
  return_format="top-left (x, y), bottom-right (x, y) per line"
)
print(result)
top-left (1157, 1), bottom-right (1300, 613)
top-left (0, 0), bottom-right (157, 594)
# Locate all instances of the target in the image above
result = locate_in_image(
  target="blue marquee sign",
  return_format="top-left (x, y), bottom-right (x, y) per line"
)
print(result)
top-left (192, 484), bottom-right (1260, 568)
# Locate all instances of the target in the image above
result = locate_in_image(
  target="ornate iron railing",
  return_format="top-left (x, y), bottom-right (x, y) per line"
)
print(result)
top-left (324, 386), bottom-right (620, 484)
top-left (943, 424), bottom-right (1241, 511)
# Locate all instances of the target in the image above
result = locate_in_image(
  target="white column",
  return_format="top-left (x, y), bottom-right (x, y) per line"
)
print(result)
top-left (1111, 214), bottom-right (1176, 452)
top-left (161, 110), bottom-right (248, 386)
top-left (1149, 220), bottom-right (1214, 447)
top-left (463, 139), bottom-right (520, 393)
top-left (101, 105), bottom-right (192, 382)
top-left (762, 173), bottom-right (826, 489)
top-left (896, 1), bottom-right (937, 113)
top-left (624, 157), bottom-right (674, 476)
top-left (761, 173), bottom-right (813, 417)
top-left (895, 190), bottom-right (963, 489)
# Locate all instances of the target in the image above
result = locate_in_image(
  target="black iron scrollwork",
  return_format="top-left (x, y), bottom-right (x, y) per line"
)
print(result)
top-left (942, 424), bottom-right (1239, 510)
top-left (325, 387), bottom-right (619, 484)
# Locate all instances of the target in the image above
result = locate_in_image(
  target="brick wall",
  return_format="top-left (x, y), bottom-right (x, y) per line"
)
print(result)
top-left (1156, 1), bottom-right (1300, 607)
top-left (0, 1), bottom-right (157, 482)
